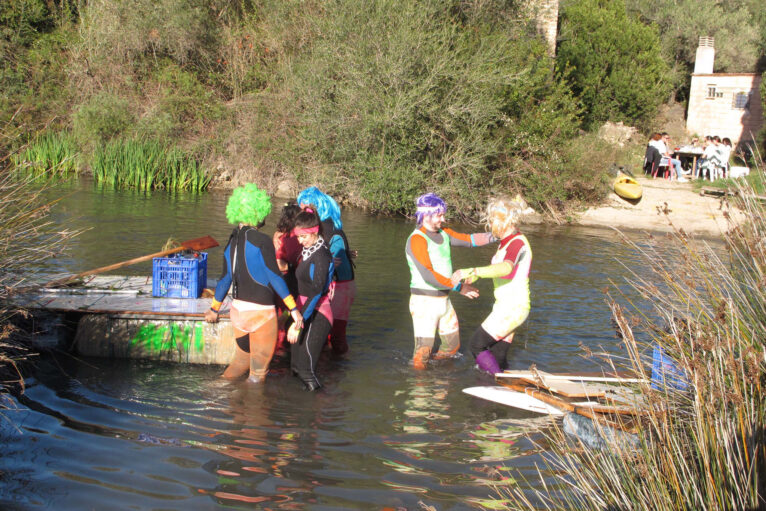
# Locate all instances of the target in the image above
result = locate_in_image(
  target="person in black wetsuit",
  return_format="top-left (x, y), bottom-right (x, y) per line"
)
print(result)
top-left (296, 186), bottom-right (356, 356)
top-left (204, 184), bottom-right (303, 382)
top-left (287, 209), bottom-right (335, 391)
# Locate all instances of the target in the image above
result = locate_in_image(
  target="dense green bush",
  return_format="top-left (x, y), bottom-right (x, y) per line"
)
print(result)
top-left (72, 92), bottom-right (134, 147)
top-left (557, 0), bottom-right (671, 130)
top-left (280, 0), bottom-right (583, 216)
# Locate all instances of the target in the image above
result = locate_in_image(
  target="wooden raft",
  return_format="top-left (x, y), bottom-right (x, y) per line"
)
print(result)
top-left (495, 371), bottom-right (647, 433)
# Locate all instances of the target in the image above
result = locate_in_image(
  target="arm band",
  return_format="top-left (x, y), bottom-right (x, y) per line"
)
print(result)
top-left (210, 299), bottom-right (222, 312)
top-left (283, 295), bottom-right (297, 311)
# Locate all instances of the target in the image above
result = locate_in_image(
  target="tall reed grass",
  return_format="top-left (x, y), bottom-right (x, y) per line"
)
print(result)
top-left (92, 138), bottom-right (210, 192)
top-left (503, 166), bottom-right (766, 509)
top-left (0, 160), bottom-right (81, 414)
top-left (12, 131), bottom-right (79, 179)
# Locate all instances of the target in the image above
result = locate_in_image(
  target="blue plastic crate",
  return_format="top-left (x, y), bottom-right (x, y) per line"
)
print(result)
top-left (152, 252), bottom-right (207, 298)
top-left (651, 345), bottom-right (689, 391)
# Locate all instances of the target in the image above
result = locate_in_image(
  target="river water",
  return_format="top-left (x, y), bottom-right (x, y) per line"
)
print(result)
top-left (2, 181), bottom-right (667, 510)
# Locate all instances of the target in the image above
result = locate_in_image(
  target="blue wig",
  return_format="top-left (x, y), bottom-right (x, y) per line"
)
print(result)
top-left (414, 193), bottom-right (446, 226)
top-left (297, 186), bottom-right (342, 229)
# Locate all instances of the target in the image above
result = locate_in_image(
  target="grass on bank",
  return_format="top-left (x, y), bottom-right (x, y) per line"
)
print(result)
top-left (11, 131), bottom-right (79, 180)
top-left (499, 168), bottom-right (766, 509)
top-left (91, 138), bottom-right (210, 192)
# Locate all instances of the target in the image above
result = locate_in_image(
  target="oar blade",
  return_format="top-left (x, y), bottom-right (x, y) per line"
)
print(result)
top-left (181, 236), bottom-right (219, 251)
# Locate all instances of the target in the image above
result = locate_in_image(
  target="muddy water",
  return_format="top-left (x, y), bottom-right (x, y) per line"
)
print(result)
top-left (1, 181), bottom-right (665, 509)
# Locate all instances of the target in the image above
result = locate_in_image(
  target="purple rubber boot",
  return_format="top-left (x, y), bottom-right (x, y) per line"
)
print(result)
top-left (475, 350), bottom-right (501, 375)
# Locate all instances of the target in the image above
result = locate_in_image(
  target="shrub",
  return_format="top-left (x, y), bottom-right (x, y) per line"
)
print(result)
top-left (557, 0), bottom-right (671, 130)
top-left (279, 0), bottom-right (583, 216)
top-left (152, 62), bottom-right (227, 127)
top-left (77, 0), bottom-right (216, 68)
top-left (72, 92), bottom-right (134, 147)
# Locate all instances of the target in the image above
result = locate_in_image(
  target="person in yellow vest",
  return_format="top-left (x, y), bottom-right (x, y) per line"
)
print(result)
top-left (404, 193), bottom-right (496, 369)
top-left (451, 195), bottom-right (532, 374)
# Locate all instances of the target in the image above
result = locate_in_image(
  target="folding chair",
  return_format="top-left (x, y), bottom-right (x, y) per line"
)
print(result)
top-left (643, 145), bottom-right (669, 178)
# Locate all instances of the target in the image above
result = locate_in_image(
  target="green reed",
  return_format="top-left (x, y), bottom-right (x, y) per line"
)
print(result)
top-left (501, 164), bottom-right (766, 510)
top-left (12, 131), bottom-right (79, 179)
top-left (92, 139), bottom-right (210, 192)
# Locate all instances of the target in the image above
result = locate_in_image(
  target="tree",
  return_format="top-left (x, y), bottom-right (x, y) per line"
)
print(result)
top-left (557, 0), bottom-right (671, 129)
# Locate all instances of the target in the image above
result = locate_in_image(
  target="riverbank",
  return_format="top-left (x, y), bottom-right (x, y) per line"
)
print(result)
top-left (537, 177), bottom-right (742, 237)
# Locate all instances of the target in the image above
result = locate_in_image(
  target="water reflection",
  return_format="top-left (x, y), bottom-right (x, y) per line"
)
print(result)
top-left (1, 180), bottom-right (716, 509)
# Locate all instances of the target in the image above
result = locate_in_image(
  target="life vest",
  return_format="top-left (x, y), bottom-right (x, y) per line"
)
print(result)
top-left (406, 228), bottom-right (452, 292)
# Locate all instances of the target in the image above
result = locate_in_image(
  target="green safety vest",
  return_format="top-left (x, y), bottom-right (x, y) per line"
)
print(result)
top-left (406, 228), bottom-right (453, 291)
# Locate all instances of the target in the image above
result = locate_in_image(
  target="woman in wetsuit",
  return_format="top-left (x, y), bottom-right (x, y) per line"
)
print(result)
top-left (287, 209), bottom-right (335, 390)
top-left (272, 203), bottom-right (303, 351)
top-left (297, 187), bottom-right (356, 355)
top-left (451, 195), bottom-right (532, 374)
top-left (204, 184), bottom-right (303, 382)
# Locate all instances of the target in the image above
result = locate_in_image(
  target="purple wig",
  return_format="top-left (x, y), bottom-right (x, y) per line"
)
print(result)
top-left (414, 193), bottom-right (446, 226)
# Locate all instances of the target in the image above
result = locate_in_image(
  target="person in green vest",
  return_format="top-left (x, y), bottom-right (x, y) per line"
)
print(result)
top-left (404, 193), bottom-right (496, 369)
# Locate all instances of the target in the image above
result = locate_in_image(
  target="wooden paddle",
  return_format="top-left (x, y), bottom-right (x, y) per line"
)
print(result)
top-left (43, 235), bottom-right (219, 288)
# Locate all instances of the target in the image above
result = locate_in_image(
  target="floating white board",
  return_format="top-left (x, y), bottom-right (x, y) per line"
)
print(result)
top-left (463, 386), bottom-right (564, 415)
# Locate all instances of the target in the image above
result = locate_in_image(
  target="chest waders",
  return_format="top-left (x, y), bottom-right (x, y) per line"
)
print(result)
top-left (406, 230), bottom-right (461, 369)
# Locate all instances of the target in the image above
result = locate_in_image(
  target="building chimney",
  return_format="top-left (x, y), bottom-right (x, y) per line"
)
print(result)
top-left (694, 36), bottom-right (715, 74)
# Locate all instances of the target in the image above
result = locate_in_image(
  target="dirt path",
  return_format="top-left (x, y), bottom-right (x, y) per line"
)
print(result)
top-left (569, 177), bottom-right (742, 237)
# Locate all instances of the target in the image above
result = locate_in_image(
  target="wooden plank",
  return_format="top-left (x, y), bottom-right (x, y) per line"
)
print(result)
top-left (498, 370), bottom-right (646, 384)
top-left (700, 187), bottom-right (733, 197)
top-left (497, 380), bottom-right (645, 429)
top-left (515, 375), bottom-right (606, 398)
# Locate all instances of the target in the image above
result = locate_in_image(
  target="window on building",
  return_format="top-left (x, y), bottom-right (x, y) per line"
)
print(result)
top-left (733, 91), bottom-right (750, 110)
top-left (707, 85), bottom-right (723, 99)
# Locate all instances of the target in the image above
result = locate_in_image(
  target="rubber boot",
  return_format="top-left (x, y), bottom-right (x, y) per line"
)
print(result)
top-left (476, 350), bottom-right (501, 375)
top-left (330, 320), bottom-right (349, 355)
top-left (302, 378), bottom-right (322, 392)
top-left (413, 346), bottom-right (431, 370)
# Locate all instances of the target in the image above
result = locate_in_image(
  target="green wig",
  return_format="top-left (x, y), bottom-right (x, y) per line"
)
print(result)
top-left (225, 184), bottom-right (272, 225)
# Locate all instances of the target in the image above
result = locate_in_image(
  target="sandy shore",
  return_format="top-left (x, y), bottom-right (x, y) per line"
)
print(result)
top-left (535, 177), bottom-right (742, 238)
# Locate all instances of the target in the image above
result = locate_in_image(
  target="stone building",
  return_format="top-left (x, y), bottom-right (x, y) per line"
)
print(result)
top-left (686, 36), bottom-right (763, 147)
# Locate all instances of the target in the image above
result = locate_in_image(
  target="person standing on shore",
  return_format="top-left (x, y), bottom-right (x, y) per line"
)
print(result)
top-left (404, 192), bottom-right (495, 369)
top-left (452, 195), bottom-right (532, 375)
top-left (205, 184), bottom-right (303, 382)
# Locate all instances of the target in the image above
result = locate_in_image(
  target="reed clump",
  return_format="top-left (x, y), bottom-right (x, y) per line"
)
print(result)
top-left (0, 164), bottom-right (80, 411)
top-left (91, 138), bottom-right (210, 192)
top-left (503, 165), bottom-right (766, 509)
top-left (12, 131), bottom-right (79, 180)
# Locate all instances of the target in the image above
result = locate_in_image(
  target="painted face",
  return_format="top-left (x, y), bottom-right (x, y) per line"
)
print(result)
top-left (422, 212), bottom-right (445, 232)
top-left (297, 232), bottom-right (319, 247)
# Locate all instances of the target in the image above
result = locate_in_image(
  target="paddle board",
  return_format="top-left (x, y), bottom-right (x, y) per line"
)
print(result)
top-left (463, 386), bottom-right (564, 415)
